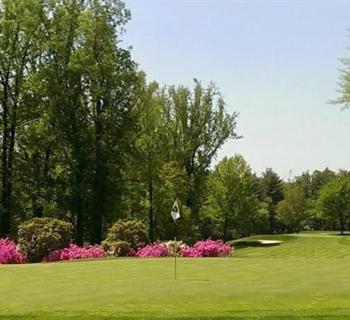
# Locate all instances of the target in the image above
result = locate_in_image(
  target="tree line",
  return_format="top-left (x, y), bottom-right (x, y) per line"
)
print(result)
top-left (204, 160), bottom-right (350, 239)
top-left (1, 0), bottom-right (350, 244)
top-left (0, 0), bottom-right (238, 243)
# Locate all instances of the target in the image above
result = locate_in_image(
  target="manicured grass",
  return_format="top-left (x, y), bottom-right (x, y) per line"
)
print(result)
top-left (1, 232), bottom-right (350, 319)
top-left (234, 232), bottom-right (350, 258)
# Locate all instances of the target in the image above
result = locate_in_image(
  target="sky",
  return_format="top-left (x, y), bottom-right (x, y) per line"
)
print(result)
top-left (122, 0), bottom-right (350, 179)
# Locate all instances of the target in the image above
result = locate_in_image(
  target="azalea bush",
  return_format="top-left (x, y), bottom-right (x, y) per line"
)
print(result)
top-left (44, 244), bottom-right (106, 262)
top-left (101, 239), bottom-right (130, 257)
top-left (181, 239), bottom-right (232, 257)
top-left (132, 239), bottom-right (232, 258)
top-left (102, 220), bottom-right (148, 256)
top-left (0, 238), bottom-right (26, 264)
top-left (163, 240), bottom-right (188, 256)
top-left (18, 218), bottom-right (73, 262)
top-left (135, 242), bottom-right (169, 257)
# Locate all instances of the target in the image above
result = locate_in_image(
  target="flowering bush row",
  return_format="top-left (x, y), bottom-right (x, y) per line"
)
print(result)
top-left (164, 240), bottom-right (188, 256)
top-left (43, 244), bottom-right (106, 262)
top-left (0, 239), bottom-right (106, 264)
top-left (0, 218), bottom-right (233, 264)
top-left (130, 239), bottom-right (233, 258)
top-left (134, 242), bottom-right (169, 257)
top-left (181, 239), bottom-right (232, 257)
top-left (0, 238), bottom-right (233, 264)
top-left (0, 238), bottom-right (27, 264)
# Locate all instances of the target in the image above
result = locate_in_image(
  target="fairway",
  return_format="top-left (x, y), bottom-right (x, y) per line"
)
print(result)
top-left (1, 233), bottom-right (350, 319)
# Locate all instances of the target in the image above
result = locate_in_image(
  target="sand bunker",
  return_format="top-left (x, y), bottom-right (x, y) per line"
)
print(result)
top-left (257, 240), bottom-right (283, 245)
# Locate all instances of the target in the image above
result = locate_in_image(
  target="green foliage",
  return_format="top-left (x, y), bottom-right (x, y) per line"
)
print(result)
top-left (334, 43), bottom-right (350, 109)
top-left (103, 220), bottom-right (148, 250)
top-left (131, 82), bottom-right (176, 241)
top-left (153, 162), bottom-right (192, 241)
top-left (0, 0), bottom-right (142, 244)
top-left (0, 0), bottom-right (44, 235)
top-left (127, 79), bottom-right (238, 242)
top-left (167, 80), bottom-right (239, 223)
top-left (254, 200), bottom-right (271, 234)
top-left (259, 168), bottom-right (284, 204)
top-left (0, 0), bottom-right (239, 244)
top-left (5, 0), bottom-right (350, 244)
top-left (276, 183), bottom-right (308, 233)
top-left (259, 168), bottom-right (284, 233)
top-left (198, 216), bottom-right (223, 240)
top-left (18, 217), bottom-right (73, 262)
top-left (202, 155), bottom-right (262, 240)
top-left (316, 176), bottom-right (350, 234)
top-left (296, 169), bottom-right (336, 199)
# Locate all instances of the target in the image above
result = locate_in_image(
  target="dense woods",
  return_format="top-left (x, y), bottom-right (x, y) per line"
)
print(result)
top-left (1, 0), bottom-right (350, 244)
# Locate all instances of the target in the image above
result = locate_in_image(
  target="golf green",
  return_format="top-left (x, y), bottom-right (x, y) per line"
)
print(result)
top-left (1, 232), bottom-right (350, 319)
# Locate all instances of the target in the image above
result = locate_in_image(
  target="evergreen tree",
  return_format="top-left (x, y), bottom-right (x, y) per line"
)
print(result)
top-left (259, 168), bottom-right (284, 233)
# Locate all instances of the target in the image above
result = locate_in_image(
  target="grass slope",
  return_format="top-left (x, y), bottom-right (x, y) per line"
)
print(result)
top-left (234, 232), bottom-right (350, 258)
top-left (1, 232), bottom-right (350, 319)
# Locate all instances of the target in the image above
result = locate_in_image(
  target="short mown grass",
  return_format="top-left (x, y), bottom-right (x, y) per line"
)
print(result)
top-left (1, 232), bottom-right (350, 319)
top-left (234, 232), bottom-right (350, 258)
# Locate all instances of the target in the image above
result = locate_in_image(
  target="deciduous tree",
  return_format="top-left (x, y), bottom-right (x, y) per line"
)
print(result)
top-left (276, 183), bottom-right (308, 233)
top-left (203, 155), bottom-right (260, 240)
top-left (316, 177), bottom-right (350, 235)
top-left (167, 80), bottom-right (239, 225)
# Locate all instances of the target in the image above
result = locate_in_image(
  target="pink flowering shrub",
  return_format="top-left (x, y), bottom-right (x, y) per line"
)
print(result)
top-left (135, 242), bottom-right (169, 257)
top-left (0, 238), bottom-right (26, 264)
top-left (181, 239), bottom-right (232, 257)
top-left (43, 244), bottom-right (106, 262)
top-left (126, 248), bottom-right (137, 257)
top-left (163, 240), bottom-right (188, 256)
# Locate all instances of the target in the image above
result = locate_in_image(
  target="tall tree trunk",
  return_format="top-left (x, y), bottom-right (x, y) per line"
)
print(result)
top-left (1, 117), bottom-right (15, 237)
top-left (73, 162), bottom-right (84, 245)
top-left (70, 137), bottom-right (85, 245)
top-left (223, 211), bottom-right (228, 242)
top-left (92, 160), bottom-right (103, 244)
top-left (340, 214), bottom-right (345, 235)
top-left (186, 174), bottom-right (201, 224)
top-left (0, 92), bottom-right (10, 236)
top-left (0, 84), bottom-right (16, 237)
top-left (33, 147), bottom-right (51, 218)
top-left (91, 101), bottom-right (103, 244)
top-left (148, 178), bottom-right (154, 242)
top-left (31, 152), bottom-right (43, 217)
top-left (269, 205), bottom-right (276, 234)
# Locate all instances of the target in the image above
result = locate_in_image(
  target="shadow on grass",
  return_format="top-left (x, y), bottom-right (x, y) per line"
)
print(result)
top-left (233, 240), bottom-right (282, 249)
top-left (231, 234), bottom-right (298, 249)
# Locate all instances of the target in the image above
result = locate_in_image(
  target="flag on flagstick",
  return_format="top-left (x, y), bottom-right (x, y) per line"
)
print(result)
top-left (171, 200), bottom-right (180, 223)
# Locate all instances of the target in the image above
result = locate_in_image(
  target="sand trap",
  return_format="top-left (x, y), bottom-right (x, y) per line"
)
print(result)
top-left (258, 240), bottom-right (283, 245)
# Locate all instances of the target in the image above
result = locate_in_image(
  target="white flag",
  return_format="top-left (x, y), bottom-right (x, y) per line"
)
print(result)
top-left (171, 200), bottom-right (180, 222)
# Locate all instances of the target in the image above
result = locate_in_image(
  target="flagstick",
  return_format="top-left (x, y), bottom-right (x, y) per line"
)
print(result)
top-left (171, 199), bottom-right (180, 281)
top-left (174, 222), bottom-right (177, 280)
